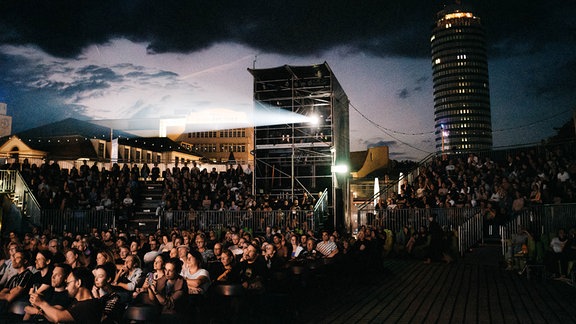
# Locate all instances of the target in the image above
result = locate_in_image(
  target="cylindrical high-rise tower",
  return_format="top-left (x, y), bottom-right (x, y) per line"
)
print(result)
top-left (431, 4), bottom-right (492, 154)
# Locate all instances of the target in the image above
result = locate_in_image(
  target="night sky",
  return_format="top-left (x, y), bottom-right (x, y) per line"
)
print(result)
top-left (0, 0), bottom-right (574, 160)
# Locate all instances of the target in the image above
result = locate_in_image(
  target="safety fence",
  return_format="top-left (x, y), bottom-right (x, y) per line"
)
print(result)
top-left (160, 209), bottom-right (318, 233)
top-left (458, 213), bottom-right (484, 256)
top-left (500, 204), bottom-right (576, 257)
top-left (357, 206), bottom-right (479, 234)
top-left (39, 209), bottom-right (116, 235)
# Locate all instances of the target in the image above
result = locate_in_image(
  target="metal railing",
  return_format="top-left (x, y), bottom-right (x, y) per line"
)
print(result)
top-left (500, 204), bottom-right (576, 257)
top-left (161, 209), bottom-right (317, 233)
top-left (0, 170), bottom-right (41, 223)
top-left (39, 209), bottom-right (116, 235)
top-left (458, 213), bottom-right (484, 256)
top-left (357, 206), bottom-right (479, 233)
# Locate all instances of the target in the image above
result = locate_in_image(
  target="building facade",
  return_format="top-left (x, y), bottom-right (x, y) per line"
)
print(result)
top-left (177, 127), bottom-right (254, 165)
top-left (431, 4), bottom-right (493, 153)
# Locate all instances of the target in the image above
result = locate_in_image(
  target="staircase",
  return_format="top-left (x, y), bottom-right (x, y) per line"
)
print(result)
top-left (129, 181), bottom-right (163, 230)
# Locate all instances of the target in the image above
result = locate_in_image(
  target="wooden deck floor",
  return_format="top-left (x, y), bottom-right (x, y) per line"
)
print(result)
top-left (297, 247), bottom-right (576, 324)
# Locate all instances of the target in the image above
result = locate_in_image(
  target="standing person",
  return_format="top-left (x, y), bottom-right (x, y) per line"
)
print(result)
top-left (29, 267), bottom-right (101, 324)
top-left (425, 214), bottom-right (445, 264)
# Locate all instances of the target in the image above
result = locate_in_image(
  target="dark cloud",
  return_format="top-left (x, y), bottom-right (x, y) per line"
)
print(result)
top-left (1, 0), bottom-right (572, 59)
top-left (397, 88), bottom-right (410, 99)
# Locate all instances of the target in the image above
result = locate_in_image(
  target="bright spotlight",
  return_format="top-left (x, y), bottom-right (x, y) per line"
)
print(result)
top-left (308, 114), bottom-right (320, 125)
top-left (331, 164), bottom-right (349, 174)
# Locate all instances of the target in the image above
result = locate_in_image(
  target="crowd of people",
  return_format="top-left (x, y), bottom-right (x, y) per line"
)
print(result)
top-left (0, 222), bottom-right (400, 323)
top-left (377, 147), bottom-right (575, 226)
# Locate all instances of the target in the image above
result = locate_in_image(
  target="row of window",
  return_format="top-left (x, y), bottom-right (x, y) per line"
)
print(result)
top-left (433, 81), bottom-right (489, 92)
top-left (435, 111), bottom-right (491, 120)
top-left (435, 123), bottom-right (492, 132)
top-left (431, 33), bottom-right (484, 47)
top-left (188, 143), bottom-right (247, 153)
top-left (435, 97), bottom-right (490, 105)
top-left (187, 128), bottom-right (247, 139)
top-left (434, 88), bottom-right (489, 99)
top-left (433, 68), bottom-right (487, 79)
top-left (97, 142), bottom-right (162, 163)
top-left (432, 69), bottom-right (488, 85)
top-left (433, 61), bottom-right (488, 71)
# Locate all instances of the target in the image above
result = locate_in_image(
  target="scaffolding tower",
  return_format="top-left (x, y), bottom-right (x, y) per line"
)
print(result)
top-left (248, 62), bottom-right (350, 230)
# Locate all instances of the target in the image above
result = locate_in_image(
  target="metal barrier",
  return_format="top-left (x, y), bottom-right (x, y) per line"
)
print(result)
top-left (39, 209), bottom-right (116, 235)
top-left (161, 209), bottom-right (317, 233)
top-left (458, 213), bottom-right (484, 256)
top-left (500, 204), bottom-right (576, 257)
top-left (0, 170), bottom-right (16, 192)
top-left (357, 207), bottom-right (479, 234)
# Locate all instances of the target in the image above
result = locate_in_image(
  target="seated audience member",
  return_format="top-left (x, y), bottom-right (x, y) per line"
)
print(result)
top-left (228, 233), bottom-right (243, 257)
top-left (95, 250), bottom-right (115, 268)
top-left (299, 238), bottom-right (318, 261)
top-left (144, 258), bottom-right (189, 316)
top-left (239, 243), bottom-right (268, 293)
top-left (506, 226), bottom-right (531, 271)
top-left (194, 233), bottom-right (215, 263)
top-left (0, 242), bottom-right (21, 288)
top-left (64, 248), bottom-right (81, 269)
top-left (23, 263), bottom-right (74, 321)
top-left (546, 229), bottom-right (568, 277)
top-left (143, 238), bottom-right (160, 266)
top-left (560, 228), bottom-right (576, 278)
top-left (134, 254), bottom-right (166, 299)
top-left (263, 243), bottom-right (285, 272)
top-left (92, 263), bottom-right (123, 324)
top-left (29, 267), bottom-right (101, 324)
top-left (176, 244), bottom-right (189, 262)
top-left (210, 249), bottom-right (241, 284)
top-left (31, 250), bottom-right (53, 293)
top-left (112, 254), bottom-right (143, 293)
top-left (406, 226), bottom-right (429, 257)
top-left (289, 234), bottom-right (304, 260)
top-left (47, 239), bottom-right (66, 264)
top-left (210, 243), bottom-right (223, 262)
top-left (316, 231), bottom-right (339, 258)
top-left (115, 246), bottom-right (130, 270)
top-left (0, 250), bottom-right (33, 307)
top-left (182, 250), bottom-right (211, 294)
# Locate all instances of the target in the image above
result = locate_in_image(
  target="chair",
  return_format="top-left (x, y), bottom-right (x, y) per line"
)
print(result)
top-left (123, 305), bottom-right (159, 323)
top-left (209, 284), bottom-right (245, 322)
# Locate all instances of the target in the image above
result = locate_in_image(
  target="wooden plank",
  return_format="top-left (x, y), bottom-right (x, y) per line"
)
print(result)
top-left (450, 263), bottom-right (472, 323)
top-left (510, 274), bottom-right (546, 323)
top-left (431, 263), bottom-right (467, 323)
top-left (483, 266), bottom-right (505, 323)
top-left (296, 256), bottom-right (576, 324)
top-left (370, 261), bottom-right (435, 323)
top-left (407, 262), bottom-right (457, 323)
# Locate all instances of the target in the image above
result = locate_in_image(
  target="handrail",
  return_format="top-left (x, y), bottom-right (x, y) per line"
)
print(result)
top-left (14, 171), bottom-right (41, 223)
top-left (314, 188), bottom-right (329, 214)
